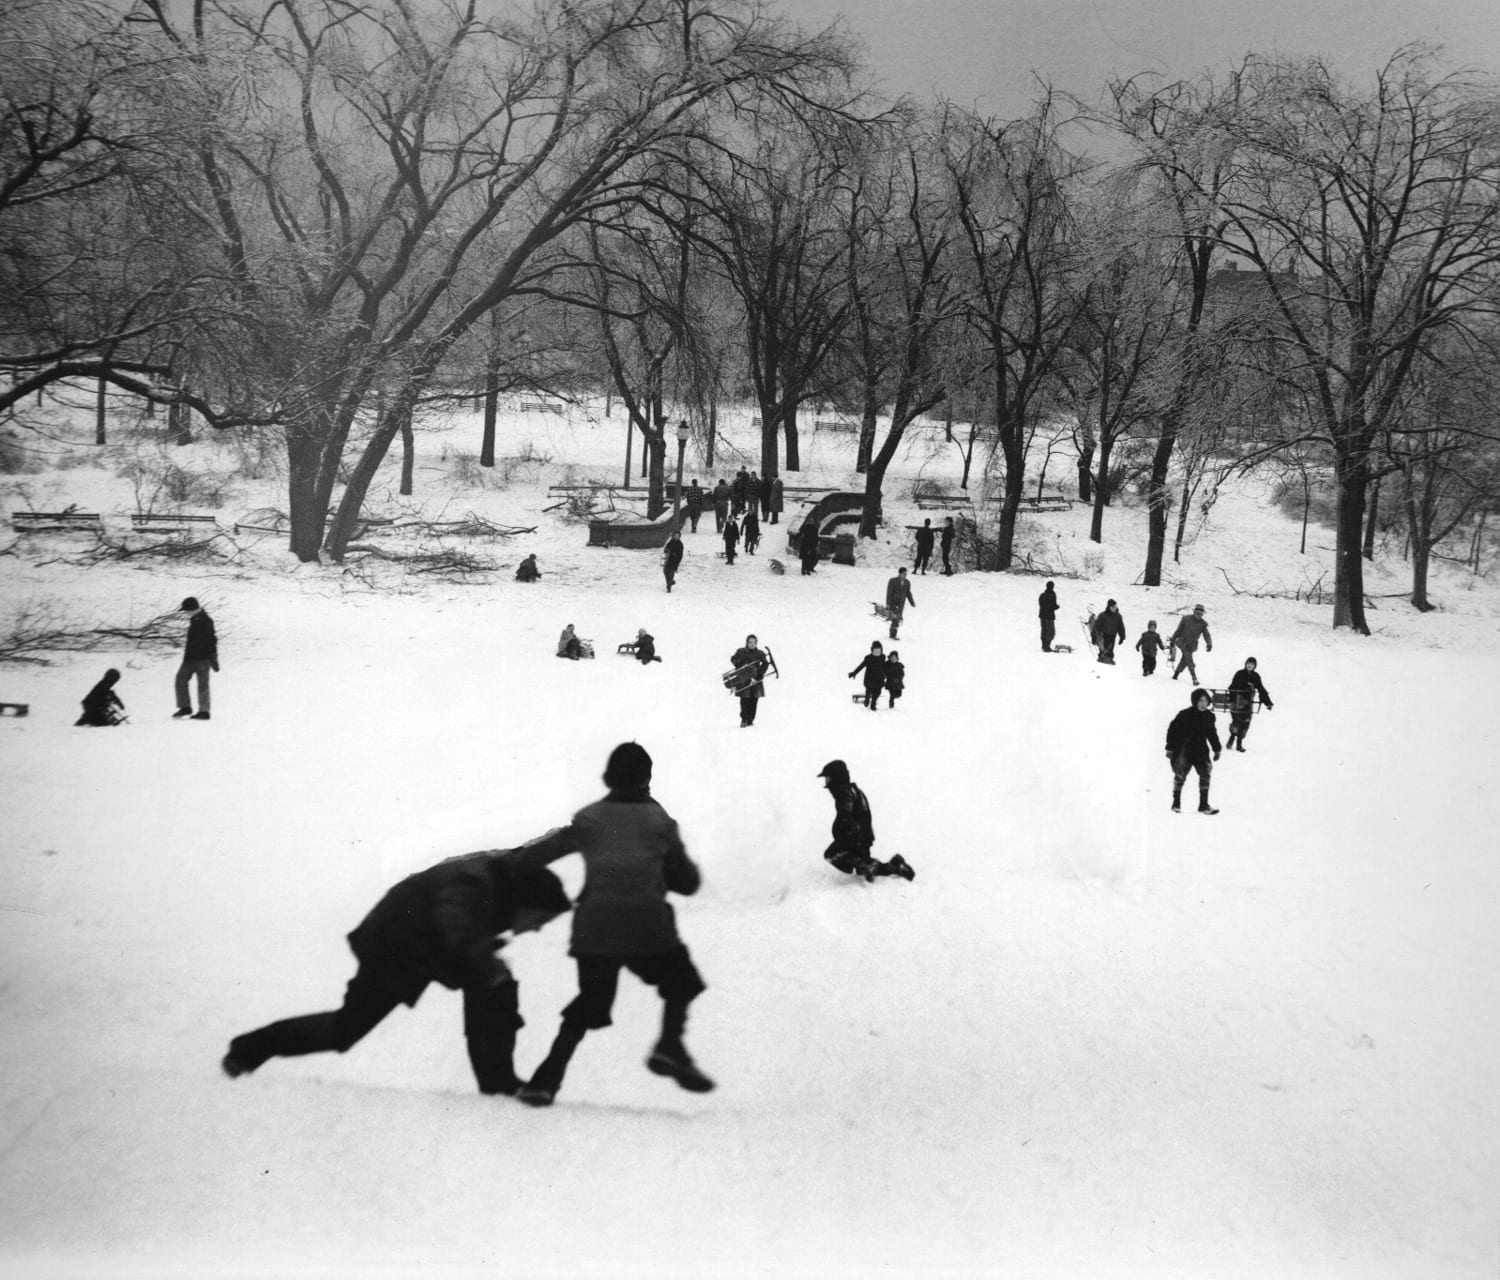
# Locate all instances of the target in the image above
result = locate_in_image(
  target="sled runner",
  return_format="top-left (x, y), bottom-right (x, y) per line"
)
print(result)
top-left (870, 602), bottom-right (895, 622)
top-left (616, 642), bottom-right (638, 655)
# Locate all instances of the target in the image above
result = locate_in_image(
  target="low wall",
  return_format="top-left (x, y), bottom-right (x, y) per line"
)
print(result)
top-left (587, 512), bottom-right (678, 549)
top-left (786, 491), bottom-right (869, 556)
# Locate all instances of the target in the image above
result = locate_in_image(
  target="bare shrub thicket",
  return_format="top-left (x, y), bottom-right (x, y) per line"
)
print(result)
top-left (0, 598), bottom-right (184, 664)
top-left (116, 448), bottom-right (235, 511)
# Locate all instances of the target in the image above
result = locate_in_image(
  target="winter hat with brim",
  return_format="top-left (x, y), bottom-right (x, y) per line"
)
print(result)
top-left (603, 741), bottom-right (653, 790)
top-left (180, 597), bottom-right (200, 611)
top-left (818, 760), bottom-right (850, 783)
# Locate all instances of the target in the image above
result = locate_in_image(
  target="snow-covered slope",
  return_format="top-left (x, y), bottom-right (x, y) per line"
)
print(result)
top-left (2, 396), bottom-right (1496, 1279)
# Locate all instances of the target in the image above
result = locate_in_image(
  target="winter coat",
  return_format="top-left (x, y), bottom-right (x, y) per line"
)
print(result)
top-left (635, 633), bottom-right (658, 664)
top-left (745, 476), bottom-right (761, 507)
top-left (731, 472), bottom-right (748, 503)
top-left (77, 678), bottom-right (124, 727)
top-left (346, 853), bottom-right (545, 1004)
top-left (729, 645), bottom-right (769, 697)
top-left (849, 652), bottom-right (888, 693)
top-left (1170, 613), bottom-right (1211, 654)
top-left (712, 482), bottom-right (730, 514)
top-left (513, 791), bottom-right (699, 957)
top-left (1038, 587), bottom-right (1058, 620)
top-left (885, 575), bottom-right (915, 615)
top-left (685, 484), bottom-right (704, 514)
top-left (769, 478), bottom-right (784, 514)
top-left (723, 520), bottom-right (740, 550)
top-left (1095, 608), bottom-right (1126, 645)
top-left (914, 526), bottom-right (935, 554)
top-left (184, 610), bottom-right (217, 663)
top-left (558, 627), bottom-right (582, 658)
top-left (516, 556), bottom-right (541, 582)
top-left (827, 781), bottom-right (876, 854)
top-left (884, 658), bottom-right (905, 696)
top-left (1228, 667), bottom-right (1273, 710)
top-left (742, 510), bottom-right (760, 543)
top-left (1136, 630), bottom-right (1165, 655)
top-left (663, 540), bottom-right (684, 575)
top-left (941, 523), bottom-right (955, 552)
top-left (1165, 706), bottom-right (1221, 767)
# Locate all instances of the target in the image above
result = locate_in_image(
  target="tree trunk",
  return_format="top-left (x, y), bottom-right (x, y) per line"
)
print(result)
top-left (1088, 434), bottom-right (1112, 542)
top-left (285, 431), bottom-right (327, 563)
top-left (95, 377), bottom-right (107, 445)
top-left (783, 407), bottom-right (800, 472)
top-left (1172, 471), bottom-right (1193, 563)
top-left (1142, 412), bottom-right (1178, 586)
top-left (1331, 453), bottom-right (1371, 633)
top-left (480, 360), bottom-right (500, 467)
top-left (1077, 447), bottom-right (1093, 503)
top-left (856, 400), bottom-right (876, 473)
top-left (168, 399), bottom-right (193, 446)
top-left (399, 405), bottom-right (415, 496)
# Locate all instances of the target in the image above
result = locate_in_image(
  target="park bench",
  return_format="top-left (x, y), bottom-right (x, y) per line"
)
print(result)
top-left (1016, 493), bottom-right (1072, 513)
top-left (131, 512), bottom-right (220, 533)
top-left (519, 399), bottom-right (565, 414)
top-left (0, 702), bottom-right (29, 717)
top-left (11, 510), bottom-right (103, 533)
top-left (913, 492), bottom-right (971, 511)
top-left (814, 418), bottom-right (858, 432)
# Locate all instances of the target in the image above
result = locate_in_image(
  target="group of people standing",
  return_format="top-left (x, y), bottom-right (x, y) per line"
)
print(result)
top-left (910, 517), bottom-right (958, 576)
top-left (681, 471), bottom-right (784, 536)
top-left (1039, 583), bottom-right (1277, 816)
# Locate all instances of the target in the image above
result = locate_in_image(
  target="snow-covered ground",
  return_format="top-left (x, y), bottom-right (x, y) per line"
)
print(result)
top-left (2, 395), bottom-right (1497, 1279)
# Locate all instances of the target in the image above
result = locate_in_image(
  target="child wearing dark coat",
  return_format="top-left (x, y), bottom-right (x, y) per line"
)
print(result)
top-left (818, 760), bottom-right (914, 883)
top-left (222, 856), bottom-right (571, 1094)
top-left (1165, 688), bottom-right (1222, 814)
top-left (509, 743), bottom-right (713, 1106)
top-left (884, 651), bottom-right (905, 709)
top-left (77, 668), bottom-right (126, 726)
top-left (1226, 657), bottom-right (1274, 751)
top-left (848, 641), bottom-right (888, 710)
top-left (1135, 621), bottom-right (1165, 676)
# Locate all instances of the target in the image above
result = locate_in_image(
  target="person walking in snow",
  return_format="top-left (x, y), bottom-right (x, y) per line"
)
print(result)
top-left (1092, 599), bottom-right (1125, 665)
top-left (509, 743), bottom-right (714, 1107)
top-left (1226, 657), bottom-right (1274, 752)
top-left (817, 760), bottom-right (914, 883)
top-left (799, 526), bottom-right (820, 575)
top-left (221, 855), bottom-right (571, 1095)
top-left (1169, 604), bottom-right (1212, 685)
top-left (727, 634), bottom-right (769, 727)
top-left (939, 517), bottom-right (956, 575)
top-left (662, 532), bottom-right (684, 593)
top-left (848, 640), bottom-right (888, 710)
top-left (1165, 687), bottom-right (1222, 814)
top-left (684, 481), bottom-right (704, 533)
top-left (712, 479), bottom-right (730, 532)
top-left (884, 650), bottom-right (905, 709)
top-left (722, 514), bottom-right (740, 565)
top-left (884, 566), bottom-right (915, 640)
top-left (742, 505), bottom-right (760, 555)
top-left (1135, 620), bottom-right (1165, 676)
top-left (1038, 580), bottom-right (1059, 652)
top-left (768, 476), bottom-right (784, 525)
top-left (913, 519), bottom-right (935, 575)
top-left (76, 668), bottom-right (126, 726)
top-left (745, 471), bottom-right (761, 521)
top-left (731, 468), bottom-right (748, 517)
top-left (173, 596), bottom-right (217, 721)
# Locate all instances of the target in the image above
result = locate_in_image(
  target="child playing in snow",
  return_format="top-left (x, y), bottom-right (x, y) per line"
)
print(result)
top-left (848, 641), bottom-right (887, 710)
top-left (1165, 688), bottom-right (1222, 814)
top-left (884, 651), bottom-right (905, 709)
top-left (76, 668), bottom-right (126, 726)
top-left (508, 743), bottom-right (714, 1107)
top-left (1135, 621), bottom-right (1165, 676)
top-left (817, 760), bottom-right (914, 883)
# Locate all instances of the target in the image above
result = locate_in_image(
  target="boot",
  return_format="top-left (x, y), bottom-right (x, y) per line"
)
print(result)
top-left (648, 1001), bottom-right (714, 1094)
top-left (518, 1021), bottom-right (586, 1107)
top-left (887, 854), bottom-right (915, 882)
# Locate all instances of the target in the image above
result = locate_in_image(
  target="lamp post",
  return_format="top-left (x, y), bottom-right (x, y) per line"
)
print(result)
top-left (671, 419), bottom-right (690, 531)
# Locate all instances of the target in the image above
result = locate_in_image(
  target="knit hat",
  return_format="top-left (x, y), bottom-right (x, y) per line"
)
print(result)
top-left (1193, 603), bottom-right (1205, 614)
top-left (180, 597), bottom-right (200, 611)
top-left (1191, 688), bottom-right (1212, 707)
top-left (603, 742), bottom-right (653, 790)
top-left (818, 759), bottom-right (850, 783)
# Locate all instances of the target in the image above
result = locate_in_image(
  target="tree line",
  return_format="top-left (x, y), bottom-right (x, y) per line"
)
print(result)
top-left (4, 0), bottom-right (1499, 630)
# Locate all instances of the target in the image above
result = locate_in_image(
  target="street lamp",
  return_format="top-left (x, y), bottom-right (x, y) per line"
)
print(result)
top-left (671, 419), bottom-right (690, 531)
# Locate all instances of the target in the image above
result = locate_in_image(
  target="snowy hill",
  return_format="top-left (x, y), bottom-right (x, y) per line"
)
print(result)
top-left (2, 393), bottom-right (1498, 1279)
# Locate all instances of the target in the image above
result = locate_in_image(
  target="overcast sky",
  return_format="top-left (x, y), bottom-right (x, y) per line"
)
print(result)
top-left (789, 0), bottom-right (1500, 115)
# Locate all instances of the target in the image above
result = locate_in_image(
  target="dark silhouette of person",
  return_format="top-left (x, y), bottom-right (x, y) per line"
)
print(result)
top-left (913, 519), bottom-right (935, 574)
